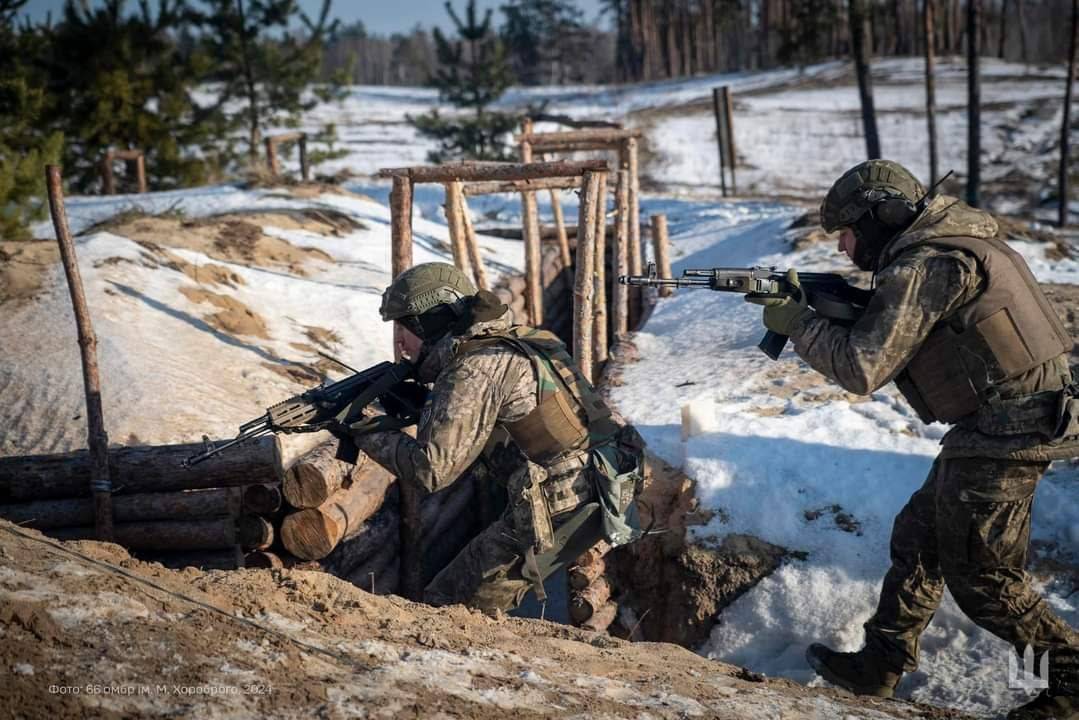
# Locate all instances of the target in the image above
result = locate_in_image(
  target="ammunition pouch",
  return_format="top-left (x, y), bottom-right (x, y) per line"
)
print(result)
top-left (589, 425), bottom-right (646, 547)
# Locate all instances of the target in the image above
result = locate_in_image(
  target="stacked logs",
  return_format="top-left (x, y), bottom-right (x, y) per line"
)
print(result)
top-left (568, 540), bottom-right (619, 633)
top-left (0, 436), bottom-right (284, 569)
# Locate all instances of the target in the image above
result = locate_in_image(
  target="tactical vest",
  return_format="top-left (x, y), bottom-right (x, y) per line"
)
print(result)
top-left (882, 233), bottom-right (1072, 424)
top-left (458, 326), bottom-right (622, 514)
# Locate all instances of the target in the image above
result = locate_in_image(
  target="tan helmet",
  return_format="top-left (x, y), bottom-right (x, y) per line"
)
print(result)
top-left (380, 262), bottom-right (477, 323)
top-left (820, 160), bottom-right (926, 233)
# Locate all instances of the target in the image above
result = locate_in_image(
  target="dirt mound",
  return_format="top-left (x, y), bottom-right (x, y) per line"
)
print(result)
top-left (0, 520), bottom-right (967, 719)
top-left (0, 241), bottom-right (59, 306)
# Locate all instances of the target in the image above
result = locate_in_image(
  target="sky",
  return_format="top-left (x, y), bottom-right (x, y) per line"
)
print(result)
top-left (21, 0), bottom-right (612, 35)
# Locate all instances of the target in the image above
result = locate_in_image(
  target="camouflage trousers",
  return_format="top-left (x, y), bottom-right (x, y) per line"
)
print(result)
top-left (864, 456), bottom-right (1079, 693)
top-left (423, 505), bottom-right (602, 612)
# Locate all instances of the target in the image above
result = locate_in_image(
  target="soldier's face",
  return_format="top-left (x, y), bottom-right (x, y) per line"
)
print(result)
top-left (395, 323), bottom-right (424, 360)
top-left (838, 227), bottom-right (858, 263)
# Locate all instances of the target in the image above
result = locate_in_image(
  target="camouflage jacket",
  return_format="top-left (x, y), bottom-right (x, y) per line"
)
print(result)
top-left (351, 311), bottom-right (539, 494)
top-left (788, 195), bottom-right (1077, 461)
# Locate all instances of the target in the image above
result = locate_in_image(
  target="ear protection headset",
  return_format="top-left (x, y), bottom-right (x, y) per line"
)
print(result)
top-left (862, 188), bottom-right (919, 228)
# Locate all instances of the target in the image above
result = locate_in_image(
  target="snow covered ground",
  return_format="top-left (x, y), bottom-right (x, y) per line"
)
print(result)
top-left (607, 195), bottom-right (1079, 719)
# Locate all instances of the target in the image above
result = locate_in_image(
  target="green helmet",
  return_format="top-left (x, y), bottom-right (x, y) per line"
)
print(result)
top-left (380, 262), bottom-right (477, 323)
top-left (820, 160), bottom-right (926, 233)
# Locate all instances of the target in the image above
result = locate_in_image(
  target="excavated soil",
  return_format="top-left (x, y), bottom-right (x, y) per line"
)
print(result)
top-left (0, 520), bottom-right (969, 720)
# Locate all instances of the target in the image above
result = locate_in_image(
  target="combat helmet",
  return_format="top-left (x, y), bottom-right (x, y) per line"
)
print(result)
top-left (380, 262), bottom-right (477, 340)
top-left (821, 160), bottom-right (927, 271)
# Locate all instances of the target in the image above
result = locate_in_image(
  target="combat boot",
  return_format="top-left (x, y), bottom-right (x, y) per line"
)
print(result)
top-left (1007, 691), bottom-right (1079, 719)
top-left (805, 643), bottom-right (902, 698)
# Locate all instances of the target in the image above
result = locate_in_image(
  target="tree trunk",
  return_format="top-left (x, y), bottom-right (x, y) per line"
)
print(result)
top-left (850, 0), bottom-right (882, 158)
top-left (1061, 0), bottom-right (1078, 228)
top-left (925, 0), bottom-right (940, 187)
top-left (967, 0), bottom-right (982, 207)
top-left (0, 487), bottom-right (237, 530)
top-left (280, 462), bottom-right (396, 560)
top-left (52, 518), bottom-right (238, 551)
top-left (283, 439), bottom-right (365, 509)
top-left (1016, 0), bottom-right (1028, 63)
top-left (999, 0), bottom-right (1009, 58)
top-left (0, 437), bottom-right (282, 503)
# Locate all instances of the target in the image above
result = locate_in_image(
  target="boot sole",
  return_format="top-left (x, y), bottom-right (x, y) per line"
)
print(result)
top-left (805, 645), bottom-right (896, 699)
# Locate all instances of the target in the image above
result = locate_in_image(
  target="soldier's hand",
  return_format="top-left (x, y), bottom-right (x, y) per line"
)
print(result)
top-left (744, 269), bottom-right (810, 335)
top-left (348, 414), bottom-right (410, 436)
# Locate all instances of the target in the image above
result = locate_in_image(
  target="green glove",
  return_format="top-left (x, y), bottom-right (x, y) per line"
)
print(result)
top-left (744, 268), bottom-right (810, 335)
top-left (348, 414), bottom-right (410, 436)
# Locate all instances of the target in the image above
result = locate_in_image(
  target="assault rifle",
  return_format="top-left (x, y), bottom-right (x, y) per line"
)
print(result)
top-left (184, 359), bottom-right (425, 467)
top-left (619, 262), bottom-right (874, 360)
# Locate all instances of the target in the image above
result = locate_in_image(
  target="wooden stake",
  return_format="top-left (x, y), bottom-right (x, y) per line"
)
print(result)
top-left (265, 137), bottom-right (279, 177)
top-left (1060, 0), bottom-right (1077, 227)
top-left (612, 169), bottom-right (630, 340)
top-left (45, 165), bottom-right (113, 542)
top-left (459, 195), bottom-right (489, 290)
top-left (299, 134), bottom-right (309, 181)
top-left (593, 172), bottom-right (609, 365)
top-left (711, 88), bottom-right (728, 196)
top-left (521, 188), bottom-right (544, 327)
top-left (722, 86), bottom-right (737, 194)
top-left (651, 214), bottom-right (673, 298)
top-left (443, 180), bottom-right (471, 275)
top-left (390, 175), bottom-right (414, 362)
top-left (624, 138), bottom-right (643, 329)
top-left (101, 152), bottom-right (116, 195)
top-left (573, 171), bottom-right (601, 381)
top-left (550, 190), bottom-right (572, 269)
top-left (134, 154), bottom-right (147, 194)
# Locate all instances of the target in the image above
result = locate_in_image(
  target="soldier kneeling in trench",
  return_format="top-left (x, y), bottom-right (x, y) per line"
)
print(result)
top-left (349, 262), bottom-right (646, 612)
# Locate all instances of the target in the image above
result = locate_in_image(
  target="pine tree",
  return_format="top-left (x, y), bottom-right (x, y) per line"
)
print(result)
top-left (194, 0), bottom-right (338, 164)
top-left (501, 0), bottom-right (587, 85)
top-left (0, 0), bottom-right (63, 240)
top-left (409, 0), bottom-right (517, 163)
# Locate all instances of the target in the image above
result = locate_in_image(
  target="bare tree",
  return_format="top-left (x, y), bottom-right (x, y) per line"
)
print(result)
top-left (999, 0), bottom-right (1008, 58)
top-left (925, 0), bottom-right (939, 186)
top-left (967, 0), bottom-right (982, 207)
top-left (1060, 0), bottom-right (1077, 227)
top-left (850, 0), bottom-right (882, 158)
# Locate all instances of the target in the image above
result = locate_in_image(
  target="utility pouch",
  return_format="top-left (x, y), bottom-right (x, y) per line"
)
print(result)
top-left (590, 428), bottom-right (645, 547)
top-left (506, 459), bottom-right (555, 556)
top-left (1055, 390), bottom-right (1079, 441)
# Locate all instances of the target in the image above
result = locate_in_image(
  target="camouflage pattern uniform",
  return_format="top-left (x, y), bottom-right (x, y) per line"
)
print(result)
top-left (353, 310), bottom-right (616, 611)
top-left (789, 195), bottom-right (1079, 692)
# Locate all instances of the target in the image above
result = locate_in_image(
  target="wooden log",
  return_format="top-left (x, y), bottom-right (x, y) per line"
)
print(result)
top-left (580, 600), bottom-right (618, 633)
top-left (243, 483), bottom-right (283, 516)
top-left (444, 180), bottom-right (471, 275)
top-left (569, 556), bottom-right (606, 591)
top-left (529, 140), bottom-right (629, 154)
top-left (569, 576), bottom-right (611, 624)
top-left (573, 171), bottom-right (600, 381)
top-left (100, 152), bottom-right (116, 195)
top-left (651, 214), bottom-right (673, 298)
top-left (593, 172), bottom-right (609, 365)
top-left (575, 539), bottom-right (612, 568)
top-left (298, 135), bottom-right (309, 182)
top-left (239, 514), bottom-right (274, 551)
top-left (460, 196), bottom-right (489, 291)
top-left (265, 137), bottom-right (279, 176)
top-left (140, 549), bottom-right (242, 571)
top-left (46, 165), bottom-right (114, 542)
top-left (625, 137), bottom-right (642, 329)
top-left (390, 174), bottom-right (414, 362)
top-left (521, 188), bottom-right (543, 326)
top-left (526, 113), bottom-right (621, 130)
top-left (0, 487), bottom-right (236, 530)
top-left (0, 436), bottom-right (282, 503)
top-left (321, 494), bottom-right (400, 577)
top-left (377, 160), bottom-right (607, 184)
top-left (462, 177), bottom-right (581, 196)
top-left (722, 86), bottom-right (737, 193)
top-left (550, 190), bottom-right (572, 270)
top-left (244, 550), bottom-right (284, 569)
top-left (613, 169), bottom-right (630, 340)
top-left (52, 518), bottom-right (237, 552)
top-left (133, 154), bottom-right (147, 194)
top-left (280, 462), bottom-right (396, 560)
top-left (712, 87), bottom-right (728, 196)
top-left (283, 439), bottom-right (364, 509)
top-left (514, 129), bottom-right (643, 144)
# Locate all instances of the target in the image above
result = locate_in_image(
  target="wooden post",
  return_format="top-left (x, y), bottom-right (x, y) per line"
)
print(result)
top-left (390, 175), bottom-right (414, 362)
top-left (459, 195), bottom-right (489, 290)
top-left (967, 0), bottom-right (982, 207)
top-left (265, 137), bottom-right (279, 177)
top-left (45, 165), bottom-right (113, 542)
top-left (925, 0), bottom-right (939, 188)
top-left (711, 88), bottom-right (728, 196)
top-left (722, 86), bottom-right (737, 194)
top-left (624, 137), bottom-right (643, 330)
top-left (550, 191), bottom-right (572, 269)
top-left (521, 188), bottom-right (544, 326)
top-left (574, 171), bottom-right (600, 381)
top-left (299, 134), bottom-right (309, 181)
top-left (593, 172), bottom-right (609, 365)
top-left (443, 181), bottom-right (471, 275)
top-left (134, 154), bottom-right (147, 194)
top-left (612, 169), bottom-right (630, 340)
top-left (1060, 0), bottom-right (1077, 227)
top-left (101, 152), bottom-right (116, 195)
top-left (651, 214), bottom-right (673, 298)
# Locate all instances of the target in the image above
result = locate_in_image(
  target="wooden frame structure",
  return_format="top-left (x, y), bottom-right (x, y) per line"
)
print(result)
top-left (265, 132), bottom-right (309, 181)
top-left (100, 148), bottom-right (147, 195)
top-left (376, 158), bottom-right (609, 601)
top-left (515, 123), bottom-right (645, 338)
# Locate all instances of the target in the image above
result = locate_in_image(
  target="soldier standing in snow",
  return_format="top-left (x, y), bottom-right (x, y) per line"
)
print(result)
top-left (350, 262), bottom-right (645, 612)
top-left (747, 160), bottom-right (1079, 719)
